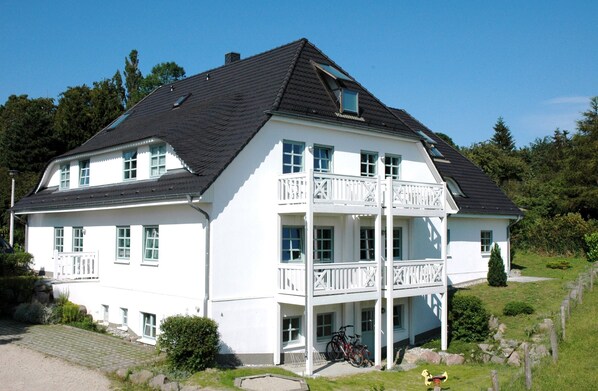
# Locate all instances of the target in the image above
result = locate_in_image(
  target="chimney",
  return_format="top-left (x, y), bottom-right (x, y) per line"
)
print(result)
top-left (225, 52), bottom-right (241, 65)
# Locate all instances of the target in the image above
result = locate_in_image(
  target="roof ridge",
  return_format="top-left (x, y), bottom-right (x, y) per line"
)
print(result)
top-left (271, 38), bottom-right (308, 111)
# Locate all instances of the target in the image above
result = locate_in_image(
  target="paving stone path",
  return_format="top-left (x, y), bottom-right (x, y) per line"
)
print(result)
top-left (0, 318), bottom-right (160, 372)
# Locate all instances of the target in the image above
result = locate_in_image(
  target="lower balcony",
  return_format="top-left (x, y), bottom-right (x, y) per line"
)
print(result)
top-left (54, 251), bottom-right (99, 280)
top-left (278, 258), bottom-right (445, 303)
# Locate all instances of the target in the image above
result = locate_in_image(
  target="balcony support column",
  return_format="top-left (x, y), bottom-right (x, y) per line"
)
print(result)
top-left (274, 302), bottom-right (281, 365)
top-left (374, 189), bottom-right (382, 367)
top-left (385, 177), bottom-right (395, 369)
top-left (440, 215), bottom-right (448, 351)
top-left (305, 169), bottom-right (314, 376)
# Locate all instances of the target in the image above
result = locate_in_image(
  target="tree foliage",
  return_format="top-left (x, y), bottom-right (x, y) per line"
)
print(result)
top-left (491, 116), bottom-right (515, 152)
top-left (487, 244), bottom-right (507, 287)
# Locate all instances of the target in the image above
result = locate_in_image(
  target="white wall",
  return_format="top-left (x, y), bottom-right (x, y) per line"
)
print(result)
top-left (447, 216), bottom-right (510, 285)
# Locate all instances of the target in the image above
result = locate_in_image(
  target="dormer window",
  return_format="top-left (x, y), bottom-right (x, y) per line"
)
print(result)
top-left (315, 62), bottom-right (359, 115)
top-left (446, 177), bottom-right (466, 197)
top-left (59, 164), bottom-right (70, 189)
top-left (416, 130), bottom-right (445, 158)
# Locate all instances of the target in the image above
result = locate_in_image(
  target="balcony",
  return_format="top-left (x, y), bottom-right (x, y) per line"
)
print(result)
top-left (278, 258), bottom-right (445, 302)
top-left (54, 251), bottom-right (99, 280)
top-left (278, 172), bottom-right (444, 216)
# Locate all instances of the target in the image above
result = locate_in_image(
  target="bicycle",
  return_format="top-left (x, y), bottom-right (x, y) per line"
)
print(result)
top-left (325, 325), bottom-right (371, 367)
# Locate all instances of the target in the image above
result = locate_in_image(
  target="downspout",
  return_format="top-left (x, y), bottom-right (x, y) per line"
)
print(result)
top-left (186, 195), bottom-right (210, 318)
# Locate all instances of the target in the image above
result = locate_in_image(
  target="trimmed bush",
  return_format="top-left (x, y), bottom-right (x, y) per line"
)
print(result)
top-left (487, 243), bottom-right (507, 287)
top-left (449, 295), bottom-right (490, 342)
top-left (158, 315), bottom-right (220, 372)
top-left (585, 232), bottom-right (598, 262)
top-left (13, 302), bottom-right (52, 324)
top-left (503, 301), bottom-right (535, 316)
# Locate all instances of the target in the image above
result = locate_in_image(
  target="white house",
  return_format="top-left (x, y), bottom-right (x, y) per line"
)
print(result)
top-left (13, 39), bottom-right (520, 375)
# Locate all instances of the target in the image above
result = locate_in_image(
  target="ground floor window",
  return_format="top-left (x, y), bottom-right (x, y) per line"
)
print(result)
top-left (393, 304), bottom-right (404, 329)
top-left (73, 227), bottom-right (84, 252)
top-left (54, 227), bottom-right (64, 252)
top-left (116, 226), bottom-right (131, 260)
top-left (316, 313), bottom-right (334, 340)
top-left (143, 226), bottom-right (159, 261)
top-left (282, 316), bottom-right (301, 344)
top-left (481, 230), bottom-right (493, 253)
top-left (102, 305), bottom-right (109, 323)
top-left (361, 308), bottom-right (374, 332)
top-left (142, 312), bottom-right (157, 339)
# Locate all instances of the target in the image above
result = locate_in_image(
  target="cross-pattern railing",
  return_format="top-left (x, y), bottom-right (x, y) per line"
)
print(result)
top-left (313, 262), bottom-right (378, 295)
top-left (391, 181), bottom-right (444, 211)
top-left (391, 259), bottom-right (444, 289)
top-left (54, 251), bottom-right (99, 280)
top-left (313, 174), bottom-right (379, 206)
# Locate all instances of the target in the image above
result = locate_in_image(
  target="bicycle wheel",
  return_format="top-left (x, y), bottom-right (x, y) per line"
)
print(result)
top-left (325, 340), bottom-right (342, 361)
top-left (349, 349), bottom-right (364, 367)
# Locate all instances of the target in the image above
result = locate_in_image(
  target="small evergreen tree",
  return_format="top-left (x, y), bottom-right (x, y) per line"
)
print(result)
top-left (491, 116), bottom-right (515, 152)
top-left (487, 243), bottom-right (507, 287)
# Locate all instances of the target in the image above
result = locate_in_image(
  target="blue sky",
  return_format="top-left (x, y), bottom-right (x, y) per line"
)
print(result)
top-left (1, 1), bottom-right (596, 147)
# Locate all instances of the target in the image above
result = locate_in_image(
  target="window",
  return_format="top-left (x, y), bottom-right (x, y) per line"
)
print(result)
top-left (79, 160), bottom-right (90, 186)
top-left (121, 308), bottom-right (128, 327)
top-left (116, 226), bottom-right (131, 260)
top-left (73, 227), bottom-right (84, 252)
top-left (54, 227), bottom-right (64, 252)
top-left (282, 316), bottom-right (301, 344)
top-left (341, 89), bottom-right (359, 114)
top-left (315, 63), bottom-right (352, 81)
top-left (446, 177), bottom-right (465, 197)
top-left (102, 305), bottom-right (109, 323)
top-left (142, 312), bottom-right (157, 339)
top-left (361, 308), bottom-right (374, 332)
top-left (107, 112), bottom-right (130, 130)
top-left (393, 304), bottom-right (404, 329)
top-left (282, 227), bottom-right (304, 263)
top-left (359, 227), bottom-right (402, 261)
top-left (315, 63), bottom-right (359, 115)
top-left (314, 227), bottom-right (333, 263)
top-left (360, 228), bottom-right (375, 261)
top-left (150, 144), bottom-right (167, 177)
top-left (313, 145), bottom-right (333, 173)
top-left (361, 152), bottom-right (377, 177)
top-left (173, 93), bottom-right (191, 108)
top-left (317, 313), bottom-right (334, 340)
top-left (143, 226), bottom-right (159, 261)
top-left (384, 155), bottom-right (401, 179)
top-left (282, 141), bottom-right (304, 174)
top-left (60, 164), bottom-right (70, 189)
top-left (481, 230), bottom-right (493, 253)
top-left (123, 150), bottom-right (137, 180)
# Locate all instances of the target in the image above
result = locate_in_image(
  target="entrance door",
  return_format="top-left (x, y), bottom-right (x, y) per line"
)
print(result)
top-left (360, 308), bottom-right (375, 358)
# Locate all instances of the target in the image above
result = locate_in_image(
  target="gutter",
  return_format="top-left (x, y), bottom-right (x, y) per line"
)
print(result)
top-left (186, 195), bottom-right (211, 318)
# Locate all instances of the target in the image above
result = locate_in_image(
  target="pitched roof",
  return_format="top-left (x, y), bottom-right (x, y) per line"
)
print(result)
top-left (15, 39), bottom-right (419, 212)
top-left (391, 108), bottom-right (521, 217)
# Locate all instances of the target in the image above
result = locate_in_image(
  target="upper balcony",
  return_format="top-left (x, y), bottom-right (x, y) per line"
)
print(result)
top-left (278, 172), bottom-right (445, 216)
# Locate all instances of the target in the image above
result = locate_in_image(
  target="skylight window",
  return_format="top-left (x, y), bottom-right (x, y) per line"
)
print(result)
top-left (107, 112), bottom-right (131, 130)
top-left (416, 130), bottom-right (436, 144)
top-left (173, 93), bottom-right (191, 108)
top-left (446, 177), bottom-right (466, 197)
top-left (341, 89), bottom-right (359, 114)
top-left (429, 146), bottom-right (444, 158)
top-left (315, 63), bottom-right (352, 81)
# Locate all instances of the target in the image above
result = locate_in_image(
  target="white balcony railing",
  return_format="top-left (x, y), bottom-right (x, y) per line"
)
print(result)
top-left (278, 259), bottom-right (445, 297)
top-left (278, 172), bottom-right (444, 213)
top-left (54, 251), bottom-right (99, 280)
top-left (391, 259), bottom-right (444, 289)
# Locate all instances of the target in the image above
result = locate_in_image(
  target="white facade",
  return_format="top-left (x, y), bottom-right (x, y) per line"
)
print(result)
top-left (19, 114), bottom-right (514, 372)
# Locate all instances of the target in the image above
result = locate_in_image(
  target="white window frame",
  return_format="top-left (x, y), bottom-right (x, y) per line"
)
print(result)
top-left (282, 226), bottom-right (304, 263)
top-left (359, 227), bottom-right (402, 261)
top-left (54, 227), bottom-right (64, 252)
top-left (116, 226), bottom-right (131, 261)
top-left (481, 230), bottom-right (493, 253)
top-left (282, 140), bottom-right (304, 174)
top-left (316, 312), bottom-right (334, 341)
top-left (150, 144), bottom-right (167, 177)
top-left (123, 149), bottom-right (137, 180)
top-left (393, 304), bottom-right (404, 329)
top-left (72, 227), bottom-right (84, 252)
top-left (143, 226), bottom-right (159, 262)
top-left (102, 304), bottom-right (109, 323)
top-left (121, 308), bottom-right (128, 328)
top-left (142, 312), bottom-right (157, 339)
top-left (79, 159), bottom-right (90, 186)
top-left (313, 145), bottom-right (333, 173)
top-left (282, 316), bottom-right (301, 344)
top-left (60, 164), bottom-right (70, 189)
top-left (384, 154), bottom-right (401, 179)
top-left (314, 226), bottom-right (334, 263)
top-left (360, 151), bottom-right (377, 177)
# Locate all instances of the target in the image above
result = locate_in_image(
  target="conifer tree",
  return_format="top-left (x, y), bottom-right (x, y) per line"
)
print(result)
top-left (491, 117), bottom-right (515, 152)
top-left (487, 243), bottom-right (508, 287)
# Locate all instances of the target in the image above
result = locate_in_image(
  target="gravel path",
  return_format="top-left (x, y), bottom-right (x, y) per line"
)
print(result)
top-left (0, 343), bottom-right (112, 391)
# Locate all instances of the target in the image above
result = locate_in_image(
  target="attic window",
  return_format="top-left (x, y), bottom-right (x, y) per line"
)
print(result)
top-left (416, 130), bottom-right (436, 144)
top-left (446, 177), bottom-right (466, 197)
top-left (429, 146), bottom-right (444, 158)
top-left (416, 130), bottom-right (445, 158)
top-left (317, 63), bottom-right (359, 115)
top-left (315, 63), bottom-right (353, 81)
top-left (107, 112), bottom-right (131, 130)
top-left (173, 93), bottom-right (191, 108)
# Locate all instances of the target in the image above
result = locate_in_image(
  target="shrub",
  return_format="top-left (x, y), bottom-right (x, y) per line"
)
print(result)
top-left (158, 315), bottom-right (220, 372)
top-left (546, 260), bottom-right (571, 270)
top-left (487, 244), bottom-right (507, 287)
top-left (70, 315), bottom-right (106, 333)
top-left (13, 302), bottom-right (52, 324)
top-left (585, 232), bottom-right (598, 262)
top-left (449, 295), bottom-right (490, 342)
top-left (503, 301), bottom-right (535, 316)
top-left (0, 252), bottom-right (35, 277)
top-left (0, 275), bottom-right (38, 314)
